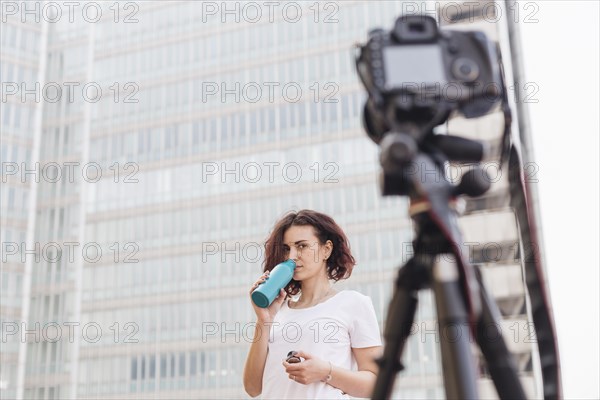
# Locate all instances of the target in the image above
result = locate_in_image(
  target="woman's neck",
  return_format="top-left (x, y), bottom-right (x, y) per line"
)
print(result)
top-left (296, 277), bottom-right (334, 307)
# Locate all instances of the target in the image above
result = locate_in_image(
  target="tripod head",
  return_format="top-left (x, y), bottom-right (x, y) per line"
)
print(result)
top-left (355, 14), bottom-right (502, 202)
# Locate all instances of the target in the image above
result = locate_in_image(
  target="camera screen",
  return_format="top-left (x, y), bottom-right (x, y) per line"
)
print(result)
top-left (383, 45), bottom-right (447, 89)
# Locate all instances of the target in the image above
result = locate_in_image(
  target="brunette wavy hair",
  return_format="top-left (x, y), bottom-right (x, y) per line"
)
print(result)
top-left (263, 209), bottom-right (355, 296)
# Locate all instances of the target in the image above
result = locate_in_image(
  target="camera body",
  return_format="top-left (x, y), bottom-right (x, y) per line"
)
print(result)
top-left (357, 15), bottom-right (502, 143)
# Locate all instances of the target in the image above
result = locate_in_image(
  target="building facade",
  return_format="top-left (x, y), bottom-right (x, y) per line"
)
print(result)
top-left (1, 1), bottom-right (541, 399)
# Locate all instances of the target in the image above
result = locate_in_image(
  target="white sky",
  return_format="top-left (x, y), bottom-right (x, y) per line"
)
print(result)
top-left (519, 1), bottom-right (599, 398)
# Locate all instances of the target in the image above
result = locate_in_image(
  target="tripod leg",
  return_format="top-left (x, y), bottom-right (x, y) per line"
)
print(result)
top-left (372, 259), bottom-right (421, 400)
top-left (432, 256), bottom-right (479, 399)
top-left (475, 268), bottom-right (527, 399)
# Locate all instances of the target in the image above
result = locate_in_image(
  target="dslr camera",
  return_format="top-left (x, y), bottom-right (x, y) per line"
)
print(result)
top-left (356, 15), bottom-right (503, 144)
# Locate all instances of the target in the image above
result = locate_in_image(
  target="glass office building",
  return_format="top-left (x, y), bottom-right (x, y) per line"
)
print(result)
top-left (1, 10), bottom-right (47, 400)
top-left (1, 1), bottom-right (542, 399)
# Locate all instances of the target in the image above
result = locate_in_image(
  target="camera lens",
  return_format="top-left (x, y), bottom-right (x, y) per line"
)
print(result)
top-left (452, 58), bottom-right (480, 82)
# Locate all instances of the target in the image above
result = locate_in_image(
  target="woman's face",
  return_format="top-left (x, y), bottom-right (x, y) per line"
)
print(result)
top-left (282, 225), bottom-right (332, 281)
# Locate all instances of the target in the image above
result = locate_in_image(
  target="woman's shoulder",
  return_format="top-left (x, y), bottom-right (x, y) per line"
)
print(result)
top-left (336, 289), bottom-right (373, 304)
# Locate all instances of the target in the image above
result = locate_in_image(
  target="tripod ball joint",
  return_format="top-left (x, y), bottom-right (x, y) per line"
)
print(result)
top-left (379, 133), bottom-right (418, 174)
top-left (454, 167), bottom-right (491, 197)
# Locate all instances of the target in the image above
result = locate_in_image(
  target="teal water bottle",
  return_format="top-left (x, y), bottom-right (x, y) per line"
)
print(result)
top-left (251, 259), bottom-right (296, 308)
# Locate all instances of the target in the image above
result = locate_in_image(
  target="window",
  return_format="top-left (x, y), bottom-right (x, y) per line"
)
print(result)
top-left (298, 102), bottom-right (306, 127)
top-left (221, 117), bottom-right (229, 149)
top-left (342, 95), bottom-right (350, 129)
top-left (279, 105), bottom-right (287, 131)
top-left (268, 107), bottom-right (276, 133)
top-left (289, 103), bottom-right (297, 127)
top-left (210, 119), bottom-right (217, 147)
top-left (149, 356), bottom-right (156, 378)
top-left (239, 114), bottom-right (246, 145)
top-left (179, 353), bottom-right (186, 377)
top-left (310, 102), bottom-right (319, 128)
top-left (200, 351), bottom-right (206, 373)
top-left (137, 131), bottom-right (144, 154)
top-left (193, 122), bottom-right (200, 145)
top-left (249, 112), bottom-right (257, 142)
top-left (160, 355), bottom-right (167, 378)
top-left (190, 352), bottom-right (197, 376)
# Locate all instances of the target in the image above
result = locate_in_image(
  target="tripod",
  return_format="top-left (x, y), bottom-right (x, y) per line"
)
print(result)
top-left (371, 132), bottom-right (527, 399)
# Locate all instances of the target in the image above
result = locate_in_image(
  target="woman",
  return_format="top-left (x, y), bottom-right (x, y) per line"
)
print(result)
top-left (243, 210), bottom-right (383, 399)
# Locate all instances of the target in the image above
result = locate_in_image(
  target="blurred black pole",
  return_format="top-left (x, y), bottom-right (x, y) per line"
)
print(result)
top-left (504, 1), bottom-right (562, 398)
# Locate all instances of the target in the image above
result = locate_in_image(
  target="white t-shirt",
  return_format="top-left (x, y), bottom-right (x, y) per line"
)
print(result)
top-left (260, 290), bottom-right (382, 399)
